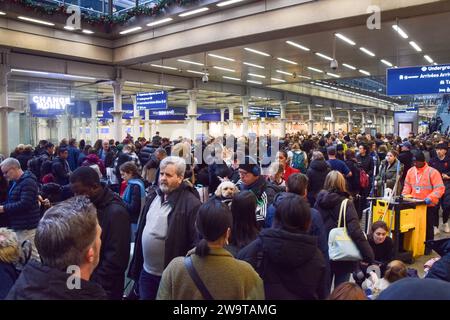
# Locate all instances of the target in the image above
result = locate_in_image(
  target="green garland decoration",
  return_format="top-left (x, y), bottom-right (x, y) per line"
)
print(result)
top-left (2, 0), bottom-right (199, 26)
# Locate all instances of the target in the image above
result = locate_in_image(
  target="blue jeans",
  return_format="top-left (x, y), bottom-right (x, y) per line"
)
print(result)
top-left (139, 269), bottom-right (162, 300)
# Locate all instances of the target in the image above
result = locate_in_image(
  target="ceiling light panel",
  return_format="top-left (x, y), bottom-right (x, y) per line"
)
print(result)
top-left (147, 17), bottom-right (173, 27)
top-left (208, 53), bottom-right (235, 62)
top-left (286, 40), bottom-right (310, 51)
top-left (213, 66), bottom-right (235, 72)
top-left (359, 47), bottom-right (375, 57)
top-left (244, 47), bottom-right (270, 57)
top-left (335, 33), bottom-right (356, 45)
top-left (409, 41), bottom-right (422, 52)
top-left (392, 25), bottom-right (408, 39)
top-left (315, 52), bottom-right (333, 61)
top-left (177, 59), bottom-right (204, 66)
top-left (243, 62), bottom-right (264, 69)
top-left (217, 0), bottom-right (244, 6)
top-left (179, 7), bottom-right (209, 17)
top-left (277, 57), bottom-right (298, 65)
top-left (342, 63), bottom-right (356, 70)
top-left (248, 73), bottom-right (265, 79)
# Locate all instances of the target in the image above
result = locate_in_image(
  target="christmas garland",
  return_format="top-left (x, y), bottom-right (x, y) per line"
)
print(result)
top-left (2, 0), bottom-right (199, 25)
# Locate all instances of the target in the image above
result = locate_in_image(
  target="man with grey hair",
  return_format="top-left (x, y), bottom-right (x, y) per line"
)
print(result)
top-left (6, 196), bottom-right (106, 300)
top-left (128, 156), bottom-right (201, 300)
top-left (0, 158), bottom-right (40, 260)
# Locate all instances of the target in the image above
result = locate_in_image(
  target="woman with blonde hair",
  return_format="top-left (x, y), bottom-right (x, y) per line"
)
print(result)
top-left (315, 170), bottom-right (374, 288)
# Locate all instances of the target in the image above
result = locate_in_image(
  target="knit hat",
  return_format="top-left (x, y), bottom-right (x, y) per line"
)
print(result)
top-left (412, 150), bottom-right (425, 162)
top-left (238, 156), bottom-right (260, 176)
top-left (436, 143), bottom-right (448, 151)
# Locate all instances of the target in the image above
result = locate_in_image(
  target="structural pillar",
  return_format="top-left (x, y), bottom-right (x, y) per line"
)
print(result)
top-left (242, 96), bottom-right (249, 137)
top-left (220, 108), bottom-right (225, 137)
top-left (308, 105), bottom-right (314, 135)
top-left (80, 118), bottom-right (87, 141)
top-left (187, 90), bottom-right (198, 140)
top-left (347, 110), bottom-right (353, 133)
top-left (56, 115), bottom-right (69, 143)
top-left (89, 100), bottom-right (98, 144)
top-left (144, 109), bottom-right (151, 140)
top-left (361, 112), bottom-right (366, 133)
top-left (131, 95), bottom-right (141, 140)
top-left (280, 100), bottom-right (287, 138)
top-left (111, 80), bottom-right (124, 142)
top-left (260, 117), bottom-right (266, 136)
top-left (372, 114), bottom-right (377, 133)
top-left (383, 115), bottom-right (387, 135)
top-left (228, 106), bottom-right (235, 134)
top-left (329, 107), bottom-right (335, 134)
top-left (0, 49), bottom-right (13, 157)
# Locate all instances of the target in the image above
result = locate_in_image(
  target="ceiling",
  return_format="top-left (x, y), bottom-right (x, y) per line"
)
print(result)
top-left (132, 10), bottom-right (450, 103)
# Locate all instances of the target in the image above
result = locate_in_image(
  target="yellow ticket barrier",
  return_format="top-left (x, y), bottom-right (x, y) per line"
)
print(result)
top-left (372, 198), bottom-right (427, 257)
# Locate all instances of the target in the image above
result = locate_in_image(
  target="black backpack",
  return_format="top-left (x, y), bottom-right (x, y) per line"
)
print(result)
top-left (28, 156), bottom-right (44, 180)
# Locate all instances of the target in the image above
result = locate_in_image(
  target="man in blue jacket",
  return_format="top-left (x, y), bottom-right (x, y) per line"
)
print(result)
top-left (0, 158), bottom-right (41, 260)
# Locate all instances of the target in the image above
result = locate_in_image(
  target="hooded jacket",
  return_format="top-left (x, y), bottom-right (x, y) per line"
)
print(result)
top-left (3, 171), bottom-right (41, 231)
top-left (306, 159), bottom-right (330, 195)
top-left (425, 238), bottom-right (450, 282)
top-left (128, 181), bottom-right (201, 281)
top-left (90, 187), bottom-right (131, 300)
top-left (237, 176), bottom-right (278, 226)
top-left (238, 228), bottom-right (326, 300)
top-left (402, 163), bottom-right (445, 206)
top-left (82, 154), bottom-right (106, 176)
top-left (6, 260), bottom-right (107, 300)
top-left (314, 190), bottom-right (374, 264)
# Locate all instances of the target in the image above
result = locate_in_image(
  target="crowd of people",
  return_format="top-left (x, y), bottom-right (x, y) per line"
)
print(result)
top-left (0, 129), bottom-right (450, 300)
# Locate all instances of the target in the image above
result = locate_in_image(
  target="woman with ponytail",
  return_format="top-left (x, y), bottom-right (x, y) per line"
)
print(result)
top-left (157, 200), bottom-right (264, 300)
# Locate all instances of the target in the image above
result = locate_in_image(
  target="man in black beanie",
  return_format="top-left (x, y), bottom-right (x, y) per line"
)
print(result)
top-left (237, 156), bottom-right (278, 228)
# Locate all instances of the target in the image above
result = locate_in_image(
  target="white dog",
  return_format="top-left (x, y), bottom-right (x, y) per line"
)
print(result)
top-left (215, 180), bottom-right (239, 199)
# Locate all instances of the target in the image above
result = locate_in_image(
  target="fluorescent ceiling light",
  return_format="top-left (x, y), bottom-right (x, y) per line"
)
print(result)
top-left (223, 76), bottom-right (241, 81)
top-left (213, 66), bottom-right (235, 72)
top-left (11, 68), bottom-right (49, 75)
top-left (326, 72), bottom-right (340, 78)
top-left (147, 17), bottom-right (173, 27)
top-left (286, 40), bottom-right (310, 51)
top-left (380, 59), bottom-right (393, 67)
top-left (217, 0), bottom-right (244, 6)
top-left (244, 47), bottom-right (270, 57)
top-left (342, 63), bottom-right (356, 70)
top-left (359, 47), bottom-right (375, 57)
top-left (424, 55), bottom-right (434, 63)
top-left (277, 57), bottom-right (298, 65)
top-left (433, 62), bottom-right (438, 66)
top-left (392, 25), bottom-right (408, 39)
top-left (271, 78), bottom-right (286, 83)
top-left (243, 62), bottom-right (264, 69)
top-left (150, 64), bottom-right (178, 70)
top-left (0, 11), bottom-right (6, 15)
top-left (276, 70), bottom-right (292, 76)
top-left (208, 53), bottom-right (235, 62)
top-left (177, 59), bottom-right (204, 66)
top-left (248, 73), bottom-right (265, 79)
top-left (64, 26), bottom-right (75, 31)
top-left (82, 29), bottom-right (94, 34)
top-left (315, 104), bottom-right (323, 107)
top-left (359, 69), bottom-right (371, 76)
top-left (315, 52), bottom-right (333, 61)
top-left (307, 67), bottom-right (323, 73)
top-left (153, 84), bottom-right (175, 89)
top-left (187, 70), bottom-right (209, 75)
top-left (18, 16), bottom-right (55, 26)
top-left (335, 33), bottom-right (355, 45)
top-left (63, 74), bottom-right (96, 80)
top-left (409, 41), bottom-right (422, 52)
top-left (119, 26), bottom-right (142, 35)
top-left (179, 7), bottom-right (209, 17)
top-left (298, 75), bottom-right (311, 79)
top-left (247, 80), bottom-right (262, 85)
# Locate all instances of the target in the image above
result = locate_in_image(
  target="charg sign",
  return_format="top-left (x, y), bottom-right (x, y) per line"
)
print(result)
top-left (30, 95), bottom-right (72, 117)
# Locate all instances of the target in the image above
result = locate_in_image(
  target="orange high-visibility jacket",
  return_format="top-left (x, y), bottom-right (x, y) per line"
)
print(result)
top-left (402, 163), bottom-right (445, 206)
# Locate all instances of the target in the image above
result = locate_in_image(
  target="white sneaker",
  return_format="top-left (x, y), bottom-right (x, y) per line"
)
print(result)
top-left (442, 223), bottom-right (450, 233)
top-left (434, 226), bottom-right (441, 236)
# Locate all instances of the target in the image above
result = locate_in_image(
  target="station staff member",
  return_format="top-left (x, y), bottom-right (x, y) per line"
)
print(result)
top-left (402, 151), bottom-right (445, 254)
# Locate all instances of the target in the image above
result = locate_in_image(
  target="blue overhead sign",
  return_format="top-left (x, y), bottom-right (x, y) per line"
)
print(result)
top-left (149, 107), bottom-right (186, 120)
top-left (97, 102), bottom-right (144, 120)
top-left (387, 64), bottom-right (450, 95)
top-left (136, 91), bottom-right (168, 110)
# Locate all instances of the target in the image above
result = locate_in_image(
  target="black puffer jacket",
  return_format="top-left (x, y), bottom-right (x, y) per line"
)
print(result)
top-left (306, 160), bottom-right (330, 196)
top-left (238, 228), bottom-right (326, 300)
top-left (6, 260), bottom-right (107, 300)
top-left (3, 171), bottom-right (41, 230)
top-left (314, 190), bottom-right (374, 264)
top-left (90, 187), bottom-right (131, 300)
top-left (128, 181), bottom-right (201, 281)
